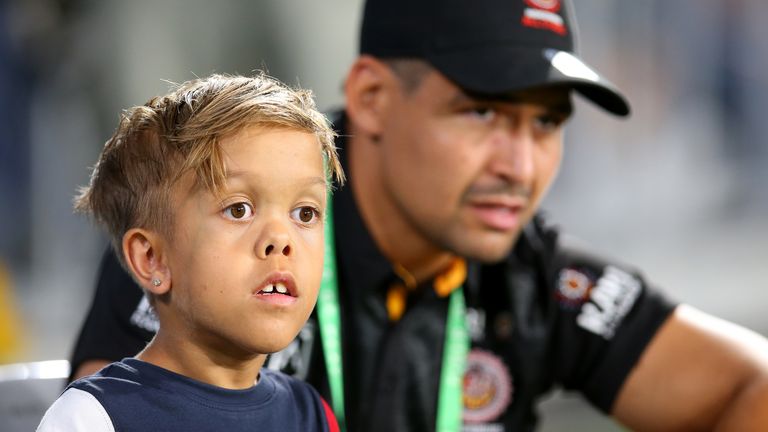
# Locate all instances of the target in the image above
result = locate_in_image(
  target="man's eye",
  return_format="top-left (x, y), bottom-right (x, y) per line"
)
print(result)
top-left (292, 206), bottom-right (319, 224)
top-left (535, 114), bottom-right (567, 133)
top-left (467, 106), bottom-right (497, 122)
top-left (224, 202), bottom-right (253, 220)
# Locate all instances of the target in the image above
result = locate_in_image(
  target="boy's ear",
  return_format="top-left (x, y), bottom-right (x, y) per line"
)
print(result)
top-left (122, 228), bottom-right (171, 295)
top-left (344, 55), bottom-right (398, 139)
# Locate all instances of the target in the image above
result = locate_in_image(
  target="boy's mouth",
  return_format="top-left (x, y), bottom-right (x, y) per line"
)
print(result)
top-left (259, 282), bottom-right (292, 295)
top-left (255, 272), bottom-right (298, 298)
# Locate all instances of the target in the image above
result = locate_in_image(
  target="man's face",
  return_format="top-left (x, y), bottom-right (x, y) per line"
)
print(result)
top-left (376, 71), bottom-right (570, 262)
top-left (163, 127), bottom-right (327, 357)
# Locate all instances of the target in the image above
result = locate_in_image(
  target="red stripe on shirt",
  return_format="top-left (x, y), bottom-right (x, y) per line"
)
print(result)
top-left (321, 397), bottom-right (340, 432)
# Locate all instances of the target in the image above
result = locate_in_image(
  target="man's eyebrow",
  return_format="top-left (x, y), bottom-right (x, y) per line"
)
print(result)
top-left (450, 88), bottom-right (573, 116)
top-left (447, 90), bottom-right (483, 105)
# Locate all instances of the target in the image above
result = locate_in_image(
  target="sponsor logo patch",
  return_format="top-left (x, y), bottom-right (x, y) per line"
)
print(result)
top-left (467, 307), bottom-right (487, 342)
top-left (556, 267), bottom-right (594, 308)
top-left (576, 266), bottom-right (642, 339)
top-left (521, 0), bottom-right (567, 35)
top-left (463, 349), bottom-right (513, 424)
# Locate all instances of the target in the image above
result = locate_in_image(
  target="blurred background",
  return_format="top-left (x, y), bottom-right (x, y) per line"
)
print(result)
top-left (0, 0), bottom-right (766, 430)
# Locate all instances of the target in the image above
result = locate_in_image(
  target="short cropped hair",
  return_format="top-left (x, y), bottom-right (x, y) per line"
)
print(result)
top-left (382, 58), bottom-right (433, 93)
top-left (75, 73), bottom-right (344, 262)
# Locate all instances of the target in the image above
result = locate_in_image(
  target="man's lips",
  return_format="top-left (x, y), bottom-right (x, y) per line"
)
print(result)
top-left (466, 196), bottom-right (527, 231)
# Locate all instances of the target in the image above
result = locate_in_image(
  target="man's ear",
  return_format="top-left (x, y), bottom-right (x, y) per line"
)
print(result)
top-left (344, 55), bottom-right (399, 139)
top-left (122, 228), bottom-right (171, 295)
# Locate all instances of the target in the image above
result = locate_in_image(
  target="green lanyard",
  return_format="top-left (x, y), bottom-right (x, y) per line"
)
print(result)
top-left (436, 286), bottom-right (470, 432)
top-left (317, 197), bottom-right (470, 432)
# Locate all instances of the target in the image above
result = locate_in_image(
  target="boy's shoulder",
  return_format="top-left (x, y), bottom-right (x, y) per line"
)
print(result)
top-left (72, 358), bottom-right (320, 403)
top-left (63, 358), bottom-right (149, 400)
top-left (36, 359), bottom-right (141, 432)
top-left (39, 360), bottom-right (334, 432)
top-left (37, 386), bottom-right (115, 432)
top-left (260, 367), bottom-right (324, 405)
top-left (262, 369), bottom-right (338, 432)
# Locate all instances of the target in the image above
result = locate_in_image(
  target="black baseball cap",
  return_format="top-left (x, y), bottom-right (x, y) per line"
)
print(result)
top-left (360, 0), bottom-right (630, 116)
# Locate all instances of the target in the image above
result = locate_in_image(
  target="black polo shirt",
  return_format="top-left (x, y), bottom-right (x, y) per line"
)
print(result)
top-left (306, 113), bottom-right (675, 431)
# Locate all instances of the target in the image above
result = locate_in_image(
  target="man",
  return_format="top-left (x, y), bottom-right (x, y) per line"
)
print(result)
top-left (70, 0), bottom-right (768, 430)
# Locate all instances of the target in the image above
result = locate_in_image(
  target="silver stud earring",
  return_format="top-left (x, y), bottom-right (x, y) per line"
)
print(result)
top-left (152, 278), bottom-right (162, 287)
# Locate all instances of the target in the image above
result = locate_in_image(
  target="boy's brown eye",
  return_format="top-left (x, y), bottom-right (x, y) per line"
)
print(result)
top-left (299, 207), bottom-right (314, 223)
top-left (223, 202), bottom-right (253, 221)
top-left (230, 203), bottom-right (247, 219)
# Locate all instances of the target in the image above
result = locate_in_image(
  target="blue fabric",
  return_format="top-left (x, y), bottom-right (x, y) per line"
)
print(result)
top-left (69, 358), bottom-right (330, 432)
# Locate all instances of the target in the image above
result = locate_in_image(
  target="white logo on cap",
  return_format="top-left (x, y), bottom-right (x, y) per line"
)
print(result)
top-left (526, 0), bottom-right (560, 11)
top-left (522, 0), bottom-right (566, 35)
top-left (546, 49), bottom-right (600, 82)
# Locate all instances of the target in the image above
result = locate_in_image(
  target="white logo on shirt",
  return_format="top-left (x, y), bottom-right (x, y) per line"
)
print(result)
top-left (130, 294), bottom-right (159, 333)
top-left (576, 266), bottom-right (641, 339)
top-left (265, 320), bottom-right (315, 379)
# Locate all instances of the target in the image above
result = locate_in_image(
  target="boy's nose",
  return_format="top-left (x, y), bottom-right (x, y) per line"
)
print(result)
top-left (255, 221), bottom-right (292, 259)
top-left (264, 242), bottom-right (291, 257)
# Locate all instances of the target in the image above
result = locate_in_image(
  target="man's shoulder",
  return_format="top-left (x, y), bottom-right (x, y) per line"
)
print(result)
top-left (515, 213), bottom-right (638, 274)
top-left (477, 214), bottom-right (650, 299)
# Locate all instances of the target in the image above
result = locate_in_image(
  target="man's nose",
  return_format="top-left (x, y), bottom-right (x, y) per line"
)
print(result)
top-left (487, 126), bottom-right (535, 185)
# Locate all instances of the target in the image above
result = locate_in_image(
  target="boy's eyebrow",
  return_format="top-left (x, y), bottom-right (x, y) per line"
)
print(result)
top-left (224, 170), bottom-right (327, 186)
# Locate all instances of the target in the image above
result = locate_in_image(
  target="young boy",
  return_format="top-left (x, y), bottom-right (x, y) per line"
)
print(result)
top-left (37, 73), bottom-right (343, 431)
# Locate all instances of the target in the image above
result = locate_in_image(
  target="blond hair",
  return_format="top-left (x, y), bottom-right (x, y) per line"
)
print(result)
top-left (75, 73), bottom-right (344, 261)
